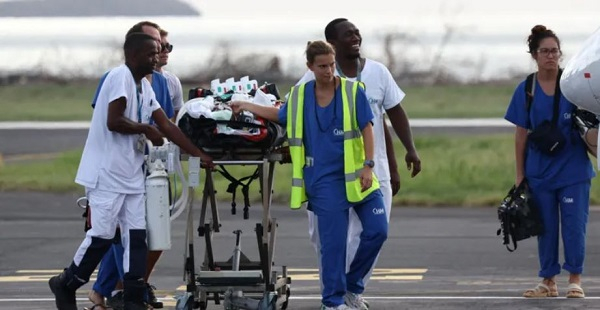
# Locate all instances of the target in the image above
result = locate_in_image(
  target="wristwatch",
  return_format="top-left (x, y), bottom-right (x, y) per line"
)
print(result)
top-left (363, 159), bottom-right (375, 168)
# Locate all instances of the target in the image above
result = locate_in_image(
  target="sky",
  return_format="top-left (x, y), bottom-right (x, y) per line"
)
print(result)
top-left (189, 0), bottom-right (600, 34)
top-left (1, 0), bottom-right (600, 79)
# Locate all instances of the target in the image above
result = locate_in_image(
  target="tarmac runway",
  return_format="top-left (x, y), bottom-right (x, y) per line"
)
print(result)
top-left (0, 121), bottom-right (514, 158)
top-left (1, 192), bottom-right (600, 310)
top-left (4, 122), bottom-right (599, 309)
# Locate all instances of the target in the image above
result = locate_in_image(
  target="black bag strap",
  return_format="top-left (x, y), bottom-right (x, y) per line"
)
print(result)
top-left (216, 165), bottom-right (260, 220)
top-left (525, 73), bottom-right (536, 113)
top-left (498, 179), bottom-right (528, 252)
top-left (550, 69), bottom-right (563, 127)
top-left (525, 69), bottom-right (563, 127)
top-left (505, 213), bottom-right (518, 252)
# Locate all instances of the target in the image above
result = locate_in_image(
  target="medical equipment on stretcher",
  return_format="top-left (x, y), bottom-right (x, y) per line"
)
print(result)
top-left (179, 79), bottom-right (285, 162)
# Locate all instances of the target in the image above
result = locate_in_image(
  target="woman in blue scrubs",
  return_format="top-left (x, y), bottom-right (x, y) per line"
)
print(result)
top-left (230, 41), bottom-right (388, 310)
top-left (504, 25), bottom-right (595, 298)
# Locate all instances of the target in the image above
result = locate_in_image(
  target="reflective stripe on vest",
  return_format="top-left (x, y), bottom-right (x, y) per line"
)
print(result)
top-left (287, 78), bottom-right (379, 209)
top-left (341, 79), bottom-right (379, 202)
top-left (288, 84), bottom-right (307, 209)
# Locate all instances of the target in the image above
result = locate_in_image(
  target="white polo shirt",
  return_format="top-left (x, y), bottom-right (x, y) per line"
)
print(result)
top-left (75, 64), bottom-right (160, 194)
top-left (162, 70), bottom-right (184, 112)
top-left (295, 58), bottom-right (405, 182)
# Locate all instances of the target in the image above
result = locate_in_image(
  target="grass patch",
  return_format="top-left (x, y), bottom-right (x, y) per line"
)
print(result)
top-left (2, 134), bottom-right (597, 206)
top-left (0, 149), bottom-right (81, 191)
top-left (0, 82), bottom-right (95, 121)
top-left (0, 82), bottom-right (516, 121)
top-left (401, 84), bottom-right (515, 118)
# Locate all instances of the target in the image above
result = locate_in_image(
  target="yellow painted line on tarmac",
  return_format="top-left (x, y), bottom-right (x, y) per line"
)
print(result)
top-left (16, 270), bottom-right (71, 273)
top-left (290, 273), bottom-right (320, 280)
top-left (1, 268), bottom-right (426, 285)
top-left (287, 268), bottom-right (428, 274)
top-left (162, 297), bottom-right (177, 307)
top-left (172, 268), bottom-right (428, 288)
top-left (0, 270), bottom-right (98, 282)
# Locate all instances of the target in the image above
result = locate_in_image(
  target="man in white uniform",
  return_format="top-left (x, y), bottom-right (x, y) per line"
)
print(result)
top-left (48, 33), bottom-right (213, 310)
top-left (296, 18), bottom-right (421, 309)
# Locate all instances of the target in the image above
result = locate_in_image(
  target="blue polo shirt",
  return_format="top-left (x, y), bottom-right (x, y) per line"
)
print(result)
top-left (278, 80), bottom-right (375, 214)
top-left (91, 70), bottom-right (174, 120)
top-left (504, 79), bottom-right (595, 190)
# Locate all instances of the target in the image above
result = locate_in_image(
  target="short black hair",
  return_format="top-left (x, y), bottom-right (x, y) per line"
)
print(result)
top-left (324, 18), bottom-right (348, 41)
top-left (123, 32), bottom-right (156, 57)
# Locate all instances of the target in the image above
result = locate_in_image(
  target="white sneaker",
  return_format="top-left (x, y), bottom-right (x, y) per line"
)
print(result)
top-left (344, 292), bottom-right (369, 310)
top-left (320, 304), bottom-right (357, 310)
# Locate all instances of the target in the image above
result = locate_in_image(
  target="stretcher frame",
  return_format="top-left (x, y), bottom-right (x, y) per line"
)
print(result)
top-left (178, 147), bottom-right (291, 310)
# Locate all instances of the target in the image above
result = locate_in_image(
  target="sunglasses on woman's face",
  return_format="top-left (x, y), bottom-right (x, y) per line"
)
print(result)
top-left (161, 43), bottom-right (173, 53)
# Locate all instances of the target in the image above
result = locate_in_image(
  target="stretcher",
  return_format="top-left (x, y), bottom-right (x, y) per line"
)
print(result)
top-left (174, 147), bottom-right (291, 310)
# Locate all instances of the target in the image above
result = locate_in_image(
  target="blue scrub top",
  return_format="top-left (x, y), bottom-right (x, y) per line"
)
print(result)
top-left (278, 80), bottom-right (375, 214)
top-left (504, 79), bottom-right (595, 190)
top-left (91, 70), bottom-right (174, 120)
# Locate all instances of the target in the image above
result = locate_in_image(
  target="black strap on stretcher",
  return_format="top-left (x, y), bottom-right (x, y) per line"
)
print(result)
top-left (216, 165), bottom-right (260, 219)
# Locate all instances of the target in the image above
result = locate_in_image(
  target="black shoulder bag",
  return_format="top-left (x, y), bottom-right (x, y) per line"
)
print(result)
top-left (525, 70), bottom-right (566, 155)
top-left (496, 179), bottom-right (544, 252)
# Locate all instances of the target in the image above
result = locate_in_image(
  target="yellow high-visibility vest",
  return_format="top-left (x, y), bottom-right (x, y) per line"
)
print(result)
top-left (286, 78), bottom-right (379, 209)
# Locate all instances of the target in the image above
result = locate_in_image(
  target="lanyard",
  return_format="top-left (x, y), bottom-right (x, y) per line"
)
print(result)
top-left (336, 58), bottom-right (362, 82)
top-left (136, 84), bottom-right (142, 123)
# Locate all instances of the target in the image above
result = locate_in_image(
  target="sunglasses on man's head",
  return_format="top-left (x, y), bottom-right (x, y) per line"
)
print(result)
top-left (161, 43), bottom-right (173, 53)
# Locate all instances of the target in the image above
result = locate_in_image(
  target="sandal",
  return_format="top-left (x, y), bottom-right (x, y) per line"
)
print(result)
top-left (566, 283), bottom-right (585, 298)
top-left (523, 282), bottom-right (558, 298)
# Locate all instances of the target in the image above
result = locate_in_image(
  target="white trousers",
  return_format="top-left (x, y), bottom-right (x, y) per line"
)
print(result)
top-left (73, 188), bottom-right (146, 274)
top-left (307, 181), bottom-right (393, 288)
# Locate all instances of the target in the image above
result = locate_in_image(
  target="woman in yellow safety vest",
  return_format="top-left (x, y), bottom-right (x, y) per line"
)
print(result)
top-left (230, 40), bottom-right (387, 310)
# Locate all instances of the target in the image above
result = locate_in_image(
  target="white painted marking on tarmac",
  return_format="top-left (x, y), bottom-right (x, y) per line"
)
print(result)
top-left (285, 296), bottom-right (600, 300)
top-left (0, 121), bottom-right (90, 130)
top-left (404, 118), bottom-right (511, 128)
top-left (0, 119), bottom-right (512, 130)
top-left (2, 296), bottom-right (600, 303)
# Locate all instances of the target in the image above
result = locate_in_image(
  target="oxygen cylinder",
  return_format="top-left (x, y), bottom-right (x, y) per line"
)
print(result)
top-left (145, 160), bottom-right (171, 250)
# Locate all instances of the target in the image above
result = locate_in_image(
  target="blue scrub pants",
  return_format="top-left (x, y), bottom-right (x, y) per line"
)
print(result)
top-left (530, 181), bottom-right (590, 278)
top-left (93, 244), bottom-right (125, 297)
top-left (317, 192), bottom-right (388, 307)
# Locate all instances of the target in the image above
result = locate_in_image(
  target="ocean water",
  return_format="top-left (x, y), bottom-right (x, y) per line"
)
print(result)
top-left (1, 0), bottom-right (599, 81)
